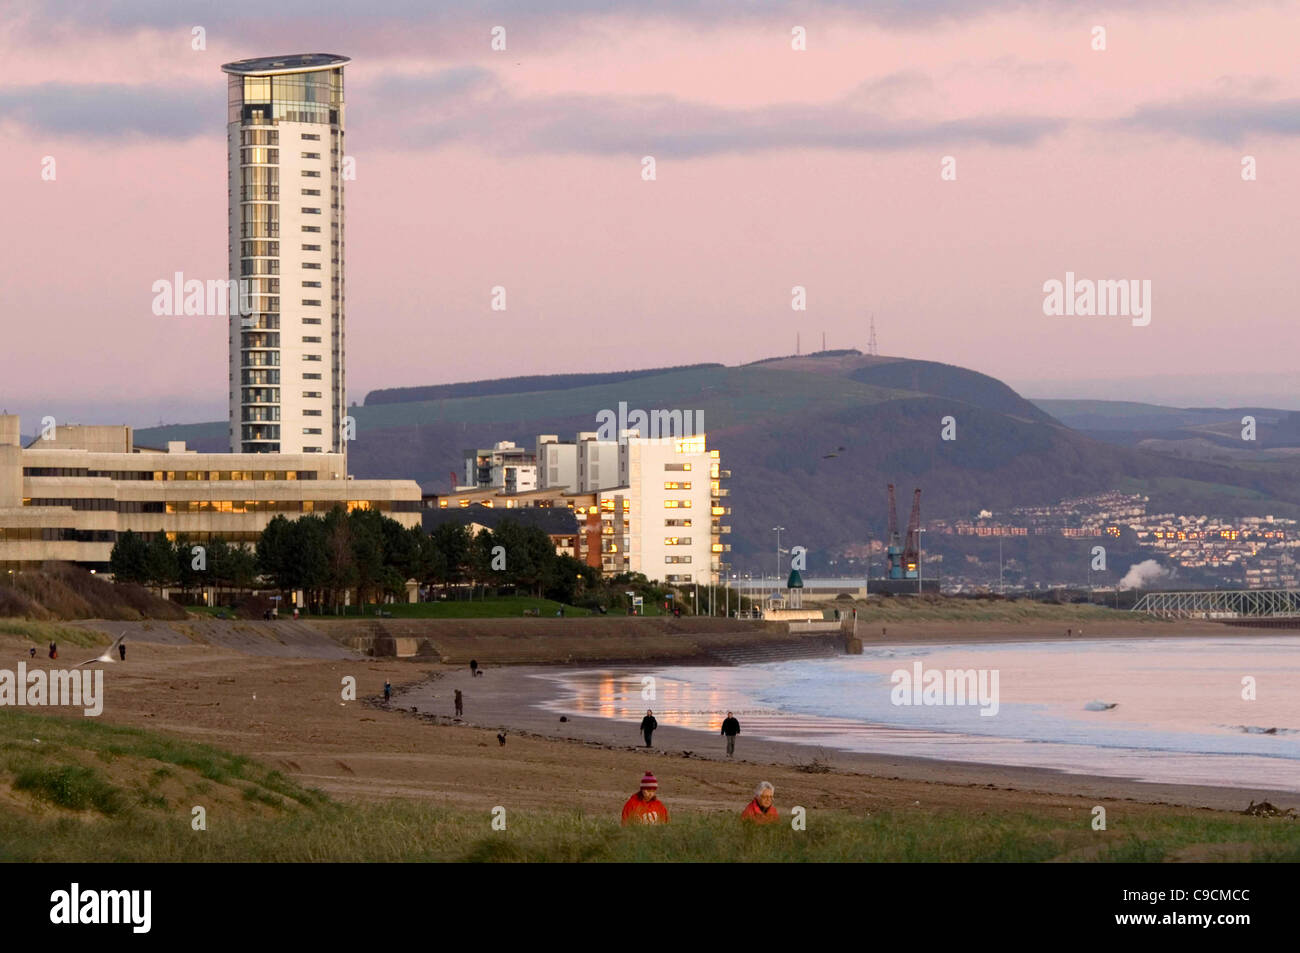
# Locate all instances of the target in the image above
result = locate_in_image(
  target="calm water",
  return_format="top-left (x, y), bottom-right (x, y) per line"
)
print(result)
top-left (538, 637), bottom-right (1300, 792)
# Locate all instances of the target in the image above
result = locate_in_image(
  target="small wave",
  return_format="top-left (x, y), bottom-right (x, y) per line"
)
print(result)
top-left (1223, 725), bottom-right (1298, 736)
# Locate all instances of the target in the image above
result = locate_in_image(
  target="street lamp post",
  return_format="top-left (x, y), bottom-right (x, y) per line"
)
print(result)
top-left (999, 536), bottom-right (1004, 595)
top-left (917, 528), bottom-right (926, 594)
top-left (773, 525), bottom-right (786, 581)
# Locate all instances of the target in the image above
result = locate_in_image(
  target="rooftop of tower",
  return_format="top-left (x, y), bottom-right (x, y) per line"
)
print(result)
top-left (221, 53), bottom-right (350, 76)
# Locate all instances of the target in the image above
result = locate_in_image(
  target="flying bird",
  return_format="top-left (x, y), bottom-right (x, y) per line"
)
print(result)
top-left (73, 633), bottom-right (126, 668)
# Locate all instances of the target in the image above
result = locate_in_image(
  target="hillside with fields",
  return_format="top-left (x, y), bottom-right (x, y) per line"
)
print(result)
top-left (136, 352), bottom-right (1300, 572)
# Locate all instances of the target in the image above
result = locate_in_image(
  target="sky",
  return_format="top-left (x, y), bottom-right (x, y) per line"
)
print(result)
top-left (1, 0), bottom-right (1298, 428)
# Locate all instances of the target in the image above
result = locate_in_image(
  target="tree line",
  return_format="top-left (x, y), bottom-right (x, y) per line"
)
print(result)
top-left (109, 508), bottom-right (605, 612)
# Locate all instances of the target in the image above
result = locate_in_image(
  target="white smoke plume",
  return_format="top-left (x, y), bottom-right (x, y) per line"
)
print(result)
top-left (1120, 559), bottom-right (1171, 589)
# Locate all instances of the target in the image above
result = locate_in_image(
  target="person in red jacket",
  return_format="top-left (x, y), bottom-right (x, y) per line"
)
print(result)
top-left (741, 781), bottom-right (778, 824)
top-left (621, 771), bottom-right (669, 825)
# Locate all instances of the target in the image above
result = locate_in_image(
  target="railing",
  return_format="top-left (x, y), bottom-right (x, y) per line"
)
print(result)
top-left (1131, 589), bottom-right (1300, 619)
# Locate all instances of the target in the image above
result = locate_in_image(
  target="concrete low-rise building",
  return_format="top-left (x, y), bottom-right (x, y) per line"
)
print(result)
top-left (0, 416), bottom-right (421, 571)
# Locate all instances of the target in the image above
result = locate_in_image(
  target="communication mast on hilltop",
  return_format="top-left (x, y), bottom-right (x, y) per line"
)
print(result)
top-left (867, 314), bottom-right (878, 356)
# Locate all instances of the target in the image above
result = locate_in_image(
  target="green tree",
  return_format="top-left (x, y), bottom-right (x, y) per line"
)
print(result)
top-left (173, 534), bottom-right (203, 600)
top-left (289, 515), bottom-right (329, 608)
top-left (347, 509), bottom-right (386, 608)
top-left (144, 533), bottom-right (177, 594)
top-left (256, 515), bottom-right (294, 589)
top-left (468, 527), bottom-right (495, 599)
top-left (429, 522), bottom-right (469, 595)
top-left (109, 530), bottom-right (149, 584)
top-left (323, 506), bottom-right (358, 612)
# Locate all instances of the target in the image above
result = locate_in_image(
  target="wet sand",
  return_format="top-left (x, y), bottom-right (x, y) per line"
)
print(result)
top-left (401, 662), bottom-right (1297, 813)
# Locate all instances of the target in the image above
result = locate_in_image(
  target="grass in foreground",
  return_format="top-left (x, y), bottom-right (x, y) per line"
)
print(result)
top-left (2, 709), bottom-right (1296, 862)
top-left (5, 799), bottom-right (1300, 863)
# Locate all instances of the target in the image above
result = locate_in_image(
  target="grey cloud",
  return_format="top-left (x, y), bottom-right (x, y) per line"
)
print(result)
top-left (354, 68), bottom-right (1064, 155)
top-left (1118, 97), bottom-right (1300, 145)
top-left (19, 0), bottom-right (1244, 34)
top-left (0, 83), bottom-right (214, 139)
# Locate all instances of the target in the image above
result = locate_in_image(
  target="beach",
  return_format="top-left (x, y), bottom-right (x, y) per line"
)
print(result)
top-left (4, 618), bottom-right (1294, 831)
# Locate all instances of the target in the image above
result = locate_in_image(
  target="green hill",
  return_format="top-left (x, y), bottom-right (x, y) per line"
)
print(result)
top-left (135, 352), bottom-right (1300, 571)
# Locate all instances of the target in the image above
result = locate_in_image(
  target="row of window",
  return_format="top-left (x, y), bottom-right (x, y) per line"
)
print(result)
top-left (25, 469), bottom-right (319, 482)
top-left (0, 528), bottom-right (116, 542)
top-left (20, 498), bottom-right (421, 514)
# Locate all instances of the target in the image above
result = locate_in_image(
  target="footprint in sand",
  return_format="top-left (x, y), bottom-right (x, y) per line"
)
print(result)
top-left (335, 760), bottom-right (355, 775)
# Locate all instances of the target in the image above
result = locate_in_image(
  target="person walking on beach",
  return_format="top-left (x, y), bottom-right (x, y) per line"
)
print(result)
top-left (640, 709), bottom-right (658, 747)
top-left (383, 680), bottom-right (392, 704)
top-left (454, 689), bottom-right (464, 717)
top-left (118, 640), bottom-right (126, 662)
top-left (48, 642), bottom-right (57, 660)
top-left (721, 711), bottom-right (741, 757)
top-left (470, 659), bottom-right (478, 677)
top-left (621, 772), bottom-right (669, 825)
top-left (28, 647), bottom-right (35, 659)
top-left (741, 781), bottom-right (779, 824)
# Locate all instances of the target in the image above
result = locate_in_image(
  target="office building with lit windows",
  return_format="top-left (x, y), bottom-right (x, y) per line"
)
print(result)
top-left (0, 417), bottom-right (421, 571)
top-left (222, 53), bottom-right (349, 455)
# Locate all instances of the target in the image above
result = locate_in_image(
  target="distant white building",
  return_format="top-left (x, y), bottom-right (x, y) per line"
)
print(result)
top-left (442, 430), bottom-right (729, 585)
top-left (462, 441), bottom-right (537, 492)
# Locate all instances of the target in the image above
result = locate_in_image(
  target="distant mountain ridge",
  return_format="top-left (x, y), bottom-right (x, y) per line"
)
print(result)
top-left (135, 352), bottom-right (1300, 569)
top-left (366, 363), bottom-right (725, 405)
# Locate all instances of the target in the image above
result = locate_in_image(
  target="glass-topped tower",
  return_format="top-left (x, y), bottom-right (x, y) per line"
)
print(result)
top-left (221, 53), bottom-right (349, 455)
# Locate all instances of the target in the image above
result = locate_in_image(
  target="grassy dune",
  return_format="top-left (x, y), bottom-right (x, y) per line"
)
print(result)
top-left (2, 709), bottom-right (1296, 862)
top-left (0, 619), bottom-right (108, 648)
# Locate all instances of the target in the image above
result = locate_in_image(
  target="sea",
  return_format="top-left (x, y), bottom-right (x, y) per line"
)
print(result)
top-left (538, 636), bottom-right (1300, 792)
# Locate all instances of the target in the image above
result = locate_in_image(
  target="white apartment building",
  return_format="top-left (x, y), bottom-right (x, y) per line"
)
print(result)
top-left (223, 53), bottom-right (349, 455)
top-left (620, 433), bottom-right (726, 585)
top-left (462, 441), bottom-right (538, 491)
top-left (445, 431), bottom-right (730, 585)
top-left (577, 431), bottom-right (627, 492)
top-left (536, 435), bottom-right (577, 490)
